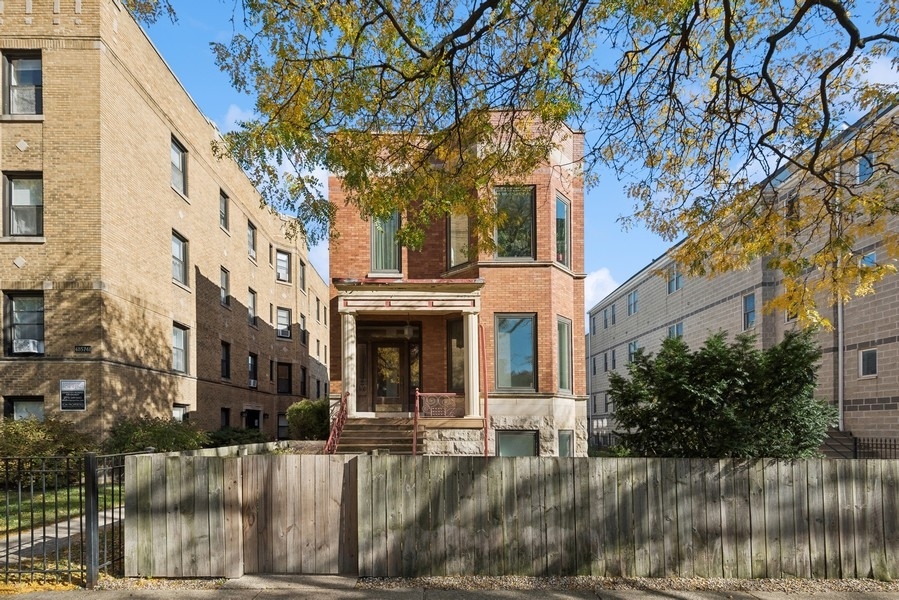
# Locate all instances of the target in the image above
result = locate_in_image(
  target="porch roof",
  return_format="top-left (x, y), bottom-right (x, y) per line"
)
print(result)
top-left (334, 278), bottom-right (484, 314)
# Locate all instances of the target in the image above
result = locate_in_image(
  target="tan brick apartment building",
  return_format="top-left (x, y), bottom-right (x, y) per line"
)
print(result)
top-left (587, 109), bottom-right (899, 445)
top-left (0, 0), bottom-right (329, 439)
top-left (329, 125), bottom-right (589, 456)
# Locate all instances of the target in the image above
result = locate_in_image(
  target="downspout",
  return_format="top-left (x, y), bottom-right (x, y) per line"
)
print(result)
top-left (837, 300), bottom-right (845, 431)
top-left (480, 322), bottom-right (489, 458)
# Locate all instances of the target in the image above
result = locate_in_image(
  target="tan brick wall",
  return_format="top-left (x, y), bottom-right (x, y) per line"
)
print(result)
top-left (0, 0), bottom-right (325, 441)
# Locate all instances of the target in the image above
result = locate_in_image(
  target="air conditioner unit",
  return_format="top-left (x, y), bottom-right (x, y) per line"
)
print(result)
top-left (12, 339), bottom-right (43, 354)
top-left (278, 328), bottom-right (290, 338)
top-left (249, 378), bottom-right (258, 388)
top-left (248, 249), bottom-right (257, 260)
top-left (276, 271), bottom-right (289, 282)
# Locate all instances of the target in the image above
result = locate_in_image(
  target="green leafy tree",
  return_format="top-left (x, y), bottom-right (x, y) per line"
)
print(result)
top-left (126, 0), bottom-right (899, 318)
top-left (609, 330), bottom-right (838, 458)
top-left (286, 399), bottom-right (330, 441)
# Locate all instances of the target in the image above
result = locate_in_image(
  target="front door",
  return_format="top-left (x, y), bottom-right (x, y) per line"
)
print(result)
top-left (373, 342), bottom-right (405, 412)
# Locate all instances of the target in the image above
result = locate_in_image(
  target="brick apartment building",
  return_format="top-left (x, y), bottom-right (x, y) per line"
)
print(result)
top-left (587, 108), bottom-right (899, 445)
top-left (0, 0), bottom-right (329, 440)
top-left (328, 124), bottom-right (588, 456)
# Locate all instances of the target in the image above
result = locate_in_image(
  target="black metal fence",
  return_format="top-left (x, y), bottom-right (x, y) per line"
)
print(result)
top-left (1, 453), bottom-right (129, 588)
top-left (856, 437), bottom-right (899, 459)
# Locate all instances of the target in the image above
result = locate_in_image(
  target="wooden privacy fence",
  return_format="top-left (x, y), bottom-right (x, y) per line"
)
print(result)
top-left (126, 454), bottom-right (899, 580)
top-left (124, 454), bottom-right (357, 578)
top-left (358, 456), bottom-right (899, 579)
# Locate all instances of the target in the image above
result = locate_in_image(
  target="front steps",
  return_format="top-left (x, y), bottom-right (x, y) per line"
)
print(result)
top-left (335, 418), bottom-right (424, 455)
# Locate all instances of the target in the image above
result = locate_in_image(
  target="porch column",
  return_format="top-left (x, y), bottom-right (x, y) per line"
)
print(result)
top-left (463, 311), bottom-right (481, 418)
top-left (342, 312), bottom-right (358, 416)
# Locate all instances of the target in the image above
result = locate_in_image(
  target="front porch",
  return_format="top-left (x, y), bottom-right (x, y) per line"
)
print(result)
top-left (335, 278), bottom-right (485, 421)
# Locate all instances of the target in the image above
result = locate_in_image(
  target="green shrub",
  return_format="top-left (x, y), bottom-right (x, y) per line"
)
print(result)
top-left (103, 417), bottom-right (209, 453)
top-left (205, 427), bottom-right (268, 448)
top-left (0, 418), bottom-right (96, 457)
top-left (286, 399), bottom-right (330, 440)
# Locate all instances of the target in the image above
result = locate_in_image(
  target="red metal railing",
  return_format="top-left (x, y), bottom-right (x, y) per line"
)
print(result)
top-left (413, 388), bottom-right (420, 457)
top-left (323, 392), bottom-right (349, 454)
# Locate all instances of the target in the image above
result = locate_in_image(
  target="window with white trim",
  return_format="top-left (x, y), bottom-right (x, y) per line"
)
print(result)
top-left (558, 317), bottom-right (572, 392)
top-left (628, 340), bottom-right (640, 363)
top-left (859, 348), bottom-right (877, 377)
top-left (495, 314), bottom-right (536, 390)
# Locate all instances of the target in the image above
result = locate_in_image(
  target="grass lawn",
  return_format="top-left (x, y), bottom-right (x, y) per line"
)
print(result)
top-left (2, 484), bottom-right (122, 534)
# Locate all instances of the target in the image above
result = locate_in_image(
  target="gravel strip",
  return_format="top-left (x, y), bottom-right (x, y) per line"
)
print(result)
top-left (356, 576), bottom-right (899, 593)
top-left (91, 575), bottom-right (899, 594)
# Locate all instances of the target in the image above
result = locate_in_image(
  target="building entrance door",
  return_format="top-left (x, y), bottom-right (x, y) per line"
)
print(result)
top-left (373, 343), bottom-right (406, 412)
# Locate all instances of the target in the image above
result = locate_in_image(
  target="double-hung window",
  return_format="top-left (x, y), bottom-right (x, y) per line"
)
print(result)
top-left (4, 174), bottom-right (42, 237)
top-left (495, 185), bottom-right (535, 259)
top-left (4, 53), bottom-right (42, 115)
top-left (667, 267), bottom-right (683, 293)
top-left (221, 341), bottom-right (231, 378)
top-left (220, 267), bottom-right (230, 306)
top-left (172, 323), bottom-right (188, 373)
top-left (743, 293), bottom-right (756, 330)
top-left (858, 153), bottom-right (874, 184)
top-left (859, 348), bottom-right (877, 377)
top-left (628, 340), bottom-right (640, 363)
top-left (275, 250), bottom-right (291, 282)
top-left (247, 221), bottom-right (257, 260)
top-left (448, 213), bottom-right (470, 268)
top-left (171, 231), bottom-right (188, 285)
top-left (276, 307), bottom-right (291, 338)
top-left (219, 190), bottom-right (229, 230)
top-left (371, 212), bottom-right (400, 273)
top-left (495, 314), bottom-right (536, 390)
top-left (627, 290), bottom-right (638, 316)
top-left (170, 137), bottom-right (187, 195)
top-left (277, 363), bottom-right (292, 394)
top-left (248, 353), bottom-right (258, 386)
top-left (299, 260), bottom-right (307, 290)
top-left (247, 288), bottom-right (257, 326)
top-left (668, 322), bottom-right (684, 339)
top-left (557, 317), bottom-right (572, 392)
top-left (5, 292), bottom-right (44, 355)
top-left (556, 194), bottom-right (570, 267)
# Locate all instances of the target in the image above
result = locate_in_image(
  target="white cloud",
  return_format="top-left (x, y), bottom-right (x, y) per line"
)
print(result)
top-left (584, 268), bottom-right (619, 323)
top-left (221, 104), bottom-right (255, 133)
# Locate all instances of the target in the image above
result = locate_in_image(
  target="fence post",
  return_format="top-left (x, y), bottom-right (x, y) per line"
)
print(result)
top-left (84, 452), bottom-right (99, 589)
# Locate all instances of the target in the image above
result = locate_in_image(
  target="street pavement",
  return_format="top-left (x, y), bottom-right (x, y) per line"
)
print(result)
top-left (12, 576), bottom-right (899, 600)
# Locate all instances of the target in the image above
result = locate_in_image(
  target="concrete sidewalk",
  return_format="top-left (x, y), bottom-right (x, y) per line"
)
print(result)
top-left (13, 576), bottom-right (899, 600)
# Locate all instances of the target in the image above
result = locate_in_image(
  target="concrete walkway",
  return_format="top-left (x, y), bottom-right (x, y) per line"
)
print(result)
top-left (13, 576), bottom-right (899, 600)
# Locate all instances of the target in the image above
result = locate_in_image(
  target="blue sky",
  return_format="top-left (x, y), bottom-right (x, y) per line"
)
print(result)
top-left (145, 2), bottom-right (673, 313)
